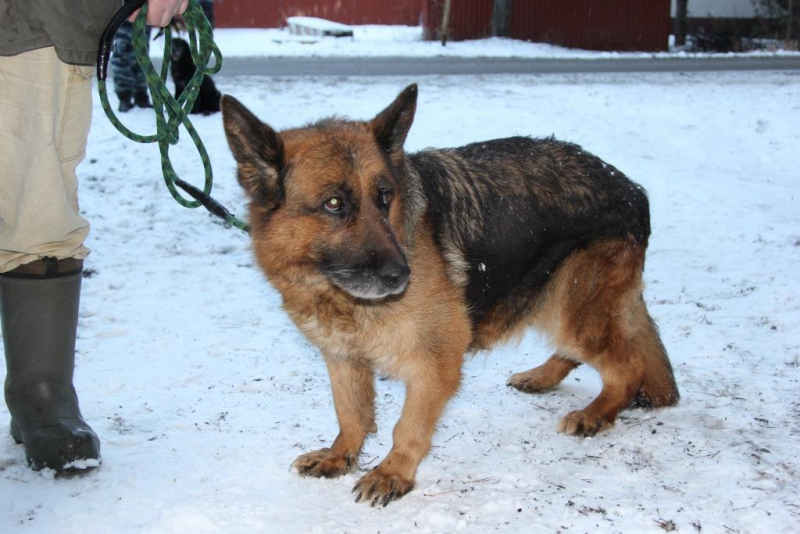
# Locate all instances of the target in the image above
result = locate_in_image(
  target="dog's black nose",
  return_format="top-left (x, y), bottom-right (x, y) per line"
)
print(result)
top-left (379, 261), bottom-right (410, 290)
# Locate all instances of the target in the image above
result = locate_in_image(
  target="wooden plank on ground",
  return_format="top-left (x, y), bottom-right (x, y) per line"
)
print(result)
top-left (287, 16), bottom-right (354, 38)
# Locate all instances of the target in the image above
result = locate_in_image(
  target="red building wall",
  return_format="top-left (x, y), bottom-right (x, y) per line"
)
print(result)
top-left (215, 0), bottom-right (421, 28)
top-left (423, 0), bottom-right (670, 51)
top-left (421, 0), bottom-right (492, 40)
top-left (510, 1), bottom-right (671, 51)
top-left (214, 0), bottom-right (670, 52)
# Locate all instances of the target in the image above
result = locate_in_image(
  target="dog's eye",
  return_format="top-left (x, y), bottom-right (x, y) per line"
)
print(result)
top-left (378, 190), bottom-right (393, 208)
top-left (323, 197), bottom-right (345, 213)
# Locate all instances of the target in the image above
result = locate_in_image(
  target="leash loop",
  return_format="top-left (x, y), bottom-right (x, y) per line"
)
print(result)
top-left (97, 0), bottom-right (250, 233)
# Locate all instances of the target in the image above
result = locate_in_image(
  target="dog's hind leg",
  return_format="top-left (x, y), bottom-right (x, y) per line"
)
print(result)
top-left (558, 307), bottom-right (678, 435)
top-left (557, 349), bottom-right (645, 436)
top-left (628, 306), bottom-right (680, 409)
top-left (542, 239), bottom-right (678, 437)
top-left (293, 355), bottom-right (376, 478)
top-left (507, 354), bottom-right (580, 393)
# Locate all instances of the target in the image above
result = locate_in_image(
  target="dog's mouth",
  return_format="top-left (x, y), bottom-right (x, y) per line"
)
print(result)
top-left (323, 263), bottom-right (410, 301)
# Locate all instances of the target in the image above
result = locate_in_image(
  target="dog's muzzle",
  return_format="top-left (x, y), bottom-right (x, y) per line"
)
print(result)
top-left (325, 259), bottom-right (410, 301)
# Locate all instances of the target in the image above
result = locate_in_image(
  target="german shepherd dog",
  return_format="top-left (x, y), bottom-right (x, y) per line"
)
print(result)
top-left (221, 85), bottom-right (679, 506)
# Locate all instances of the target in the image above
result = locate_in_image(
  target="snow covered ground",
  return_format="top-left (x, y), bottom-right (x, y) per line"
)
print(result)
top-left (1, 66), bottom-right (799, 533)
top-left (149, 25), bottom-right (800, 59)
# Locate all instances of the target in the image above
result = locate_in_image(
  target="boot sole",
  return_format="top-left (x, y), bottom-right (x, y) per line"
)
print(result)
top-left (10, 418), bottom-right (101, 473)
top-left (10, 419), bottom-right (23, 444)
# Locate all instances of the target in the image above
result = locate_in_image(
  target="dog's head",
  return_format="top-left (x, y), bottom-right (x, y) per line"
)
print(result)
top-left (170, 37), bottom-right (191, 63)
top-left (222, 85), bottom-right (420, 301)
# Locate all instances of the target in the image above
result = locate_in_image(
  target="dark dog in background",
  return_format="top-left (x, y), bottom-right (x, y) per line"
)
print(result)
top-left (170, 37), bottom-right (221, 115)
top-left (221, 84), bottom-right (679, 506)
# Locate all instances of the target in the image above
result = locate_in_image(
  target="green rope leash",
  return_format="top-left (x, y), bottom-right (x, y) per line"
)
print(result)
top-left (97, 0), bottom-right (250, 233)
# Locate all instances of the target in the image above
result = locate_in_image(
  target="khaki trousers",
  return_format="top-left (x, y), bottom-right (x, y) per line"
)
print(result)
top-left (0, 47), bottom-right (94, 273)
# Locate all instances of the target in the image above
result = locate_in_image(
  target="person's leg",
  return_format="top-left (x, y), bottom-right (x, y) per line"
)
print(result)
top-left (133, 26), bottom-right (153, 109)
top-left (111, 21), bottom-right (136, 111)
top-left (0, 48), bottom-right (92, 271)
top-left (0, 47), bottom-right (100, 472)
top-left (112, 21), bottom-right (153, 110)
top-left (1, 258), bottom-right (100, 471)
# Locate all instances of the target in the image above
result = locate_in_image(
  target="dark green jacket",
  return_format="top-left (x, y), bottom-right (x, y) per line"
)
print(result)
top-left (0, 0), bottom-right (123, 65)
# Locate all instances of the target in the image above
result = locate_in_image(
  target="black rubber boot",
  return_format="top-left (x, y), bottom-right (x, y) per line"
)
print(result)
top-left (133, 90), bottom-right (153, 109)
top-left (117, 91), bottom-right (134, 112)
top-left (1, 258), bottom-right (101, 472)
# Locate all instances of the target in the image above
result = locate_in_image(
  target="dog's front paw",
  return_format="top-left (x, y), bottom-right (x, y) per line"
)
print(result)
top-left (352, 467), bottom-right (414, 507)
top-left (292, 448), bottom-right (355, 478)
top-left (558, 410), bottom-right (613, 437)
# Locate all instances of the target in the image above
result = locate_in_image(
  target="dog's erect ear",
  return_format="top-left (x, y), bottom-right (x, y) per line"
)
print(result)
top-left (369, 84), bottom-right (417, 163)
top-left (221, 94), bottom-right (284, 209)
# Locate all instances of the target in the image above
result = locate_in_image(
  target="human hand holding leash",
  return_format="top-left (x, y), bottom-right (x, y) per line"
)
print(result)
top-left (129, 0), bottom-right (189, 27)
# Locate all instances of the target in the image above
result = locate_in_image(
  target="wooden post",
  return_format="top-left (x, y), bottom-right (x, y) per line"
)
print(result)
top-left (441, 0), bottom-right (452, 46)
top-left (675, 0), bottom-right (689, 47)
